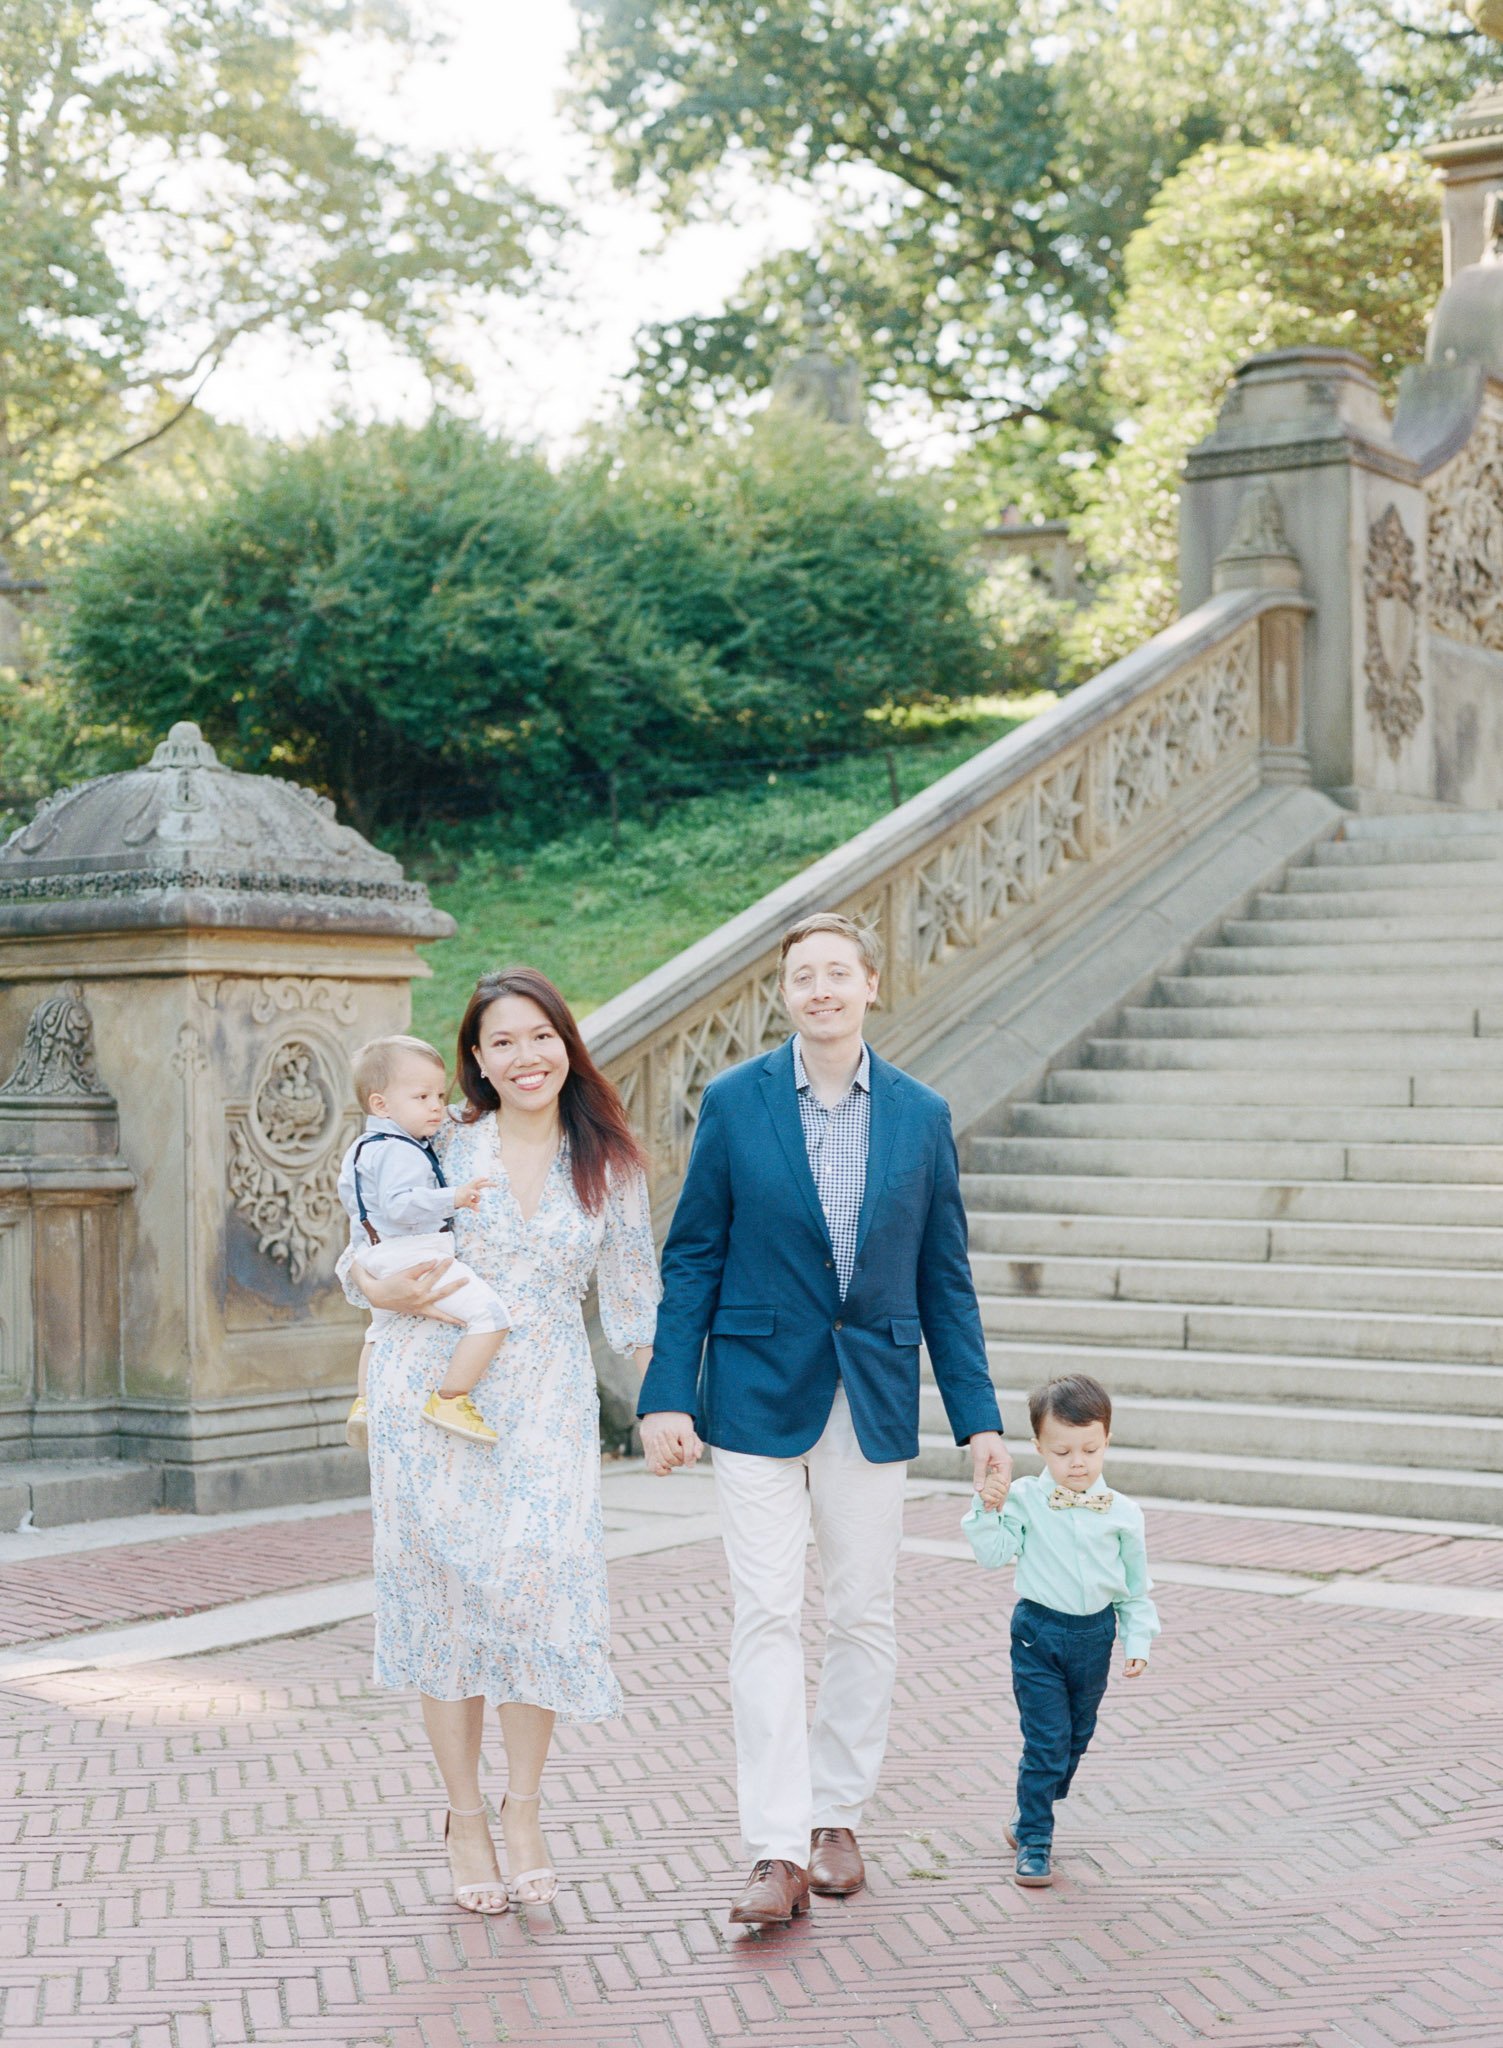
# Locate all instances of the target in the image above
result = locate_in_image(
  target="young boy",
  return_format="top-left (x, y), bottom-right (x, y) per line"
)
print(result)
top-left (962, 1372), bottom-right (1158, 1888)
top-left (337, 1035), bottom-right (511, 1450)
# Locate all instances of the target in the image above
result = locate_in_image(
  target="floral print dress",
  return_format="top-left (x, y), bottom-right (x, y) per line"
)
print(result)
top-left (361, 1112), bottom-right (660, 1718)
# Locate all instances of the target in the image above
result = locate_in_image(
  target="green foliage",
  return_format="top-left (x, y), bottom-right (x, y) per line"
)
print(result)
top-left (1063, 144), bottom-right (1440, 678)
top-left (407, 700), bottom-right (1037, 1043)
top-left (58, 415), bottom-right (997, 835)
top-left (573, 0), bottom-right (1499, 439)
top-left (0, 1), bottom-right (559, 564)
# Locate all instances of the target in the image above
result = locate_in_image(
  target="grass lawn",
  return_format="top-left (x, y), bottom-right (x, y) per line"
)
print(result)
top-left (406, 696), bottom-right (1049, 1051)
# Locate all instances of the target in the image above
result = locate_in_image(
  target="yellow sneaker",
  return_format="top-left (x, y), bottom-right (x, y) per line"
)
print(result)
top-left (422, 1391), bottom-right (498, 1445)
top-left (345, 1396), bottom-right (368, 1454)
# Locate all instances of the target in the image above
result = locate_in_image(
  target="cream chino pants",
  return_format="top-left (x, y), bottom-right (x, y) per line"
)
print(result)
top-left (712, 1383), bottom-right (909, 1866)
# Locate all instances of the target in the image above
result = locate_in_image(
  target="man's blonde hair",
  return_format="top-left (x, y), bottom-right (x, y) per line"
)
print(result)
top-left (352, 1034), bottom-right (446, 1111)
top-left (778, 911), bottom-right (882, 981)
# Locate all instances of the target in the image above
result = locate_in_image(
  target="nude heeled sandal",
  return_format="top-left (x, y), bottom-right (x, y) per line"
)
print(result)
top-left (444, 1804), bottom-right (509, 1915)
top-left (500, 1788), bottom-right (559, 1905)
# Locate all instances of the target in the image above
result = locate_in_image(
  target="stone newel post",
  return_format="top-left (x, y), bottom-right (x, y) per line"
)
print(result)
top-left (0, 722), bottom-right (453, 1511)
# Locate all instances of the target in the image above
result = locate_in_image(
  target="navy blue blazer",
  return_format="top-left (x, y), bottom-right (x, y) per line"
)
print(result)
top-left (637, 1037), bottom-right (1003, 1463)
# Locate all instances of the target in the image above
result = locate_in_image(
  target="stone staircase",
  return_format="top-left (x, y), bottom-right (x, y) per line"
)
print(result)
top-left (927, 810), bottom-right (1503, 1521)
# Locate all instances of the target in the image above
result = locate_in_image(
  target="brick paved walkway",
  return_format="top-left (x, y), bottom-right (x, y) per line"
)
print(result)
top-left (0, 1513), bottom-right (374, 1649)
top-left (3, 1491), bottom-right (1503, 2048)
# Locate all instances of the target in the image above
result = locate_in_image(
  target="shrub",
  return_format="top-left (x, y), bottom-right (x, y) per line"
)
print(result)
top-left (59, 414), bottom-right (994, 833)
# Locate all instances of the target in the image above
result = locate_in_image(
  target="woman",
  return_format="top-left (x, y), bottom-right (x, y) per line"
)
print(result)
top-left (346, 967), bottom-right (659, 1915)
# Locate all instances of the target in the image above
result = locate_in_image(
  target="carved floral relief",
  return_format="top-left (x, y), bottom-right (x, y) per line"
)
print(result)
top-left (226, 1031), bottom-right (354, 1283)
top-left (0, 983), bottom-right (108, 1099)
top-left (1364, 503), bottom-right (1425, 763)
top-left (1427, 413), bottom-right (1503, 652)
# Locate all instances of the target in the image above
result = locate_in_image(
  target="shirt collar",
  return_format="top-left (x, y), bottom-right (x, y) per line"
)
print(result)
top-left (364, 1113), bottom-right (426, 1141)
top-left (792, 1035), bottom-right (871, 1099)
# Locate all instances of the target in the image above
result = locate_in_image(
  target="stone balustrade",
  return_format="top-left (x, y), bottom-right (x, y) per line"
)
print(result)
top-left (585, 585), bottom-right (1309, 1222)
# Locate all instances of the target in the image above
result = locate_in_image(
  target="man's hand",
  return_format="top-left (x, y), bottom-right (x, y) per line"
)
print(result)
top-left (451, 1176), bottom-right (493, 1211)
top-left (1124, 1658), bottom-right (1148, 1678)
top-left (353, 1256), bottom-right (467, 1325)
top-left (969, 1429), bottom-right (1012, 1498)
top-left (640, 1411), bottom-right (703, 1477)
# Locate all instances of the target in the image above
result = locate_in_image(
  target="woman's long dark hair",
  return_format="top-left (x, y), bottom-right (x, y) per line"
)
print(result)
top-left (455, 967), bottom-right (646, 1214)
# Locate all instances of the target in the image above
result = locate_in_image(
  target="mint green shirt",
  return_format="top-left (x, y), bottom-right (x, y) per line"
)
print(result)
top-left (962, 1473), bottom-right (1161, 1661)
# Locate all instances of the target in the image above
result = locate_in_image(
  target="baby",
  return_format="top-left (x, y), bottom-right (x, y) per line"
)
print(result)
top-left (962, 1372), bottom-right (1159, 1889)
top-left (338, 1034), bottom-right (510, 1450)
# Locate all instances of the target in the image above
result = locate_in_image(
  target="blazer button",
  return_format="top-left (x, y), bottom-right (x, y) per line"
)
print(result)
top-left (834, 1319), bottom-right (844, 1331)
top-left (824, 1259), bottom-right (834, 1270)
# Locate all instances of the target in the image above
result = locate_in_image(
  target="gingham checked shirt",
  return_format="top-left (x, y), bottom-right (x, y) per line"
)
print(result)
top-left (792, 1035), bottom-right (871, 1299)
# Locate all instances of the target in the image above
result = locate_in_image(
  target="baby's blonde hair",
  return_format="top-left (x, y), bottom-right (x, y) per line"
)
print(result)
top-left (352, 1034), bottom-right (446, 1111)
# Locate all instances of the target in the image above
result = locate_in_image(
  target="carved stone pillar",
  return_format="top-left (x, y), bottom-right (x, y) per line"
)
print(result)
top-left (1183, 348), bottom-right (1434, 805)
top-left (0, 723), bottom-right (454, 1511)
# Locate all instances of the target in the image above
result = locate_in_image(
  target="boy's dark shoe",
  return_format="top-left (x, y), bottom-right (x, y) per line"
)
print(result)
top-left (1013, 1844), bottom-right (1054, 1888)
top-left (809, 1827), bottom-right (865, 1896)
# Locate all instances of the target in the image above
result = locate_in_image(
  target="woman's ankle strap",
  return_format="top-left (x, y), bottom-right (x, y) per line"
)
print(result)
top-left (505, 1787), bottom-right (541, 1803)
top-left (448, 1803), bottom-right (487, 1817)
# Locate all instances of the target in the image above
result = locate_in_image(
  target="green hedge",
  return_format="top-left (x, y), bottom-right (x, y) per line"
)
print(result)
top-left (60, 415), bottom-right (994, 834)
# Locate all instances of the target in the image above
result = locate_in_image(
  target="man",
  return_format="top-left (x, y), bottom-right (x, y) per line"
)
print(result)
top-left (638, 912), bottom-right (1011, 1927)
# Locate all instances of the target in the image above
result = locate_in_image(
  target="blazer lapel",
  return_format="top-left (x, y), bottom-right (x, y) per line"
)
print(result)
top-left (854, 1053), bottom-right (901, 1262)
top-left (757, 1040), bottom-right (834, 1254)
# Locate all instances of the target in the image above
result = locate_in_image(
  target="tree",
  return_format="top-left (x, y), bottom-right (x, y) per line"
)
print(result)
top-left (58, 414), bottom-right (996, 835)
top-left (0, 1), bottom-right (561, 564)
top-left (1062, 143), bottom-right (1441, 678)
top-left (571, 0), bottom-right (1499, 444)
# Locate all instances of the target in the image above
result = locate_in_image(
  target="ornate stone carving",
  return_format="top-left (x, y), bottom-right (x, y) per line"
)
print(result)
top-left (605, 619), bottom-right (1263, 1208)
top-left (0, 983), bottom-right (107, 1100)
top-left (1427, 414), bottom-right (1503, 651)
top-left (249, 976), bottom-right (358, 1026)
top-left (1364, 504), bottom-right (1425, 761)
top-left (226, 1033), bottom-right (351, 1282)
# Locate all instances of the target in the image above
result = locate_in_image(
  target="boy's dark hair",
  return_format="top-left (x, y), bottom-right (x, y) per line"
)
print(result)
top-left (1029, 1374), bottom-right (1112, 1438)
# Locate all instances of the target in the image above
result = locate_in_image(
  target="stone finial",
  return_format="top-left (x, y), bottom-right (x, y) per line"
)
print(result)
top-left (1212, 483), bottom-right (1303, 593)
top-left (0, 983), bottom-right (109, 1101)
top-left (0, 718), bottom-right (455, 940)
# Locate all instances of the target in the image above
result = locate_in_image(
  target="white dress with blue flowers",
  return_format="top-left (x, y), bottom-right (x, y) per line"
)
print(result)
top-left (363, 1112), bottom-right (660, 1719)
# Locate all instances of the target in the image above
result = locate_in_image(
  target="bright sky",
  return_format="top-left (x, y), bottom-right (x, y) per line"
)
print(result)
top-left (207, 0), bottom-right (816, 452)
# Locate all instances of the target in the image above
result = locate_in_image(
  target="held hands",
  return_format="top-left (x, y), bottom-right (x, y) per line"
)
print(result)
top-left (970, 1429), bottom-right (1012, 1506)
top-left (979, 1467), bottom-right (1011, 1512)
top-left (452, 1176), bottom-right (494, 1211)
top-left (1124, 1658), bottom-right (1148, 1678)
top-left (640, 1411), bottom-right (703, 1477)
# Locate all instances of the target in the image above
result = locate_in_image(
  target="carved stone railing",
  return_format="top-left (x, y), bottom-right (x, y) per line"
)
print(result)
top-left (585, 585), bottom-right (1308, 1218)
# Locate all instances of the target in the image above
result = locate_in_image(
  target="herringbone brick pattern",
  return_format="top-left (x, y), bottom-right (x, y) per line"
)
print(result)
top-left (2, 1506), bottom-right (1502, 2047)
top-left (0, 1514), bottom-right (374, 1649)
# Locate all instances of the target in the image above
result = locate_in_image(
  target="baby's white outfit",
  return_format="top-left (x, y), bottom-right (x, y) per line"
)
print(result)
top-left (336, 1114), bottom-right (508, 1336)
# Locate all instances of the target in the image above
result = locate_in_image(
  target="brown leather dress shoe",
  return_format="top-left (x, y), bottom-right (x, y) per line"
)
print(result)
top-left (809, 1826), bottom-right (865, 1897)
top-left (728, 1858), bottom-right (811, 1926)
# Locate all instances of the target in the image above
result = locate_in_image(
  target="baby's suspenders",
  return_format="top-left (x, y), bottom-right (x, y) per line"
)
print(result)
top-left (351, 1132), bottom-right (450, 1246)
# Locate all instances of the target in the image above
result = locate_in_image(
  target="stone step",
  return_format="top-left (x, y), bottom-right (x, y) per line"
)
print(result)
top-left (919, 1384), bottom-right (1503, 1472)
top-left (1311, 835), bottom-right (1503, 867)
top-left (967, 1207), bottom-right (1503, 1269)
top-left (1188, 939), bottom-right (1503, 973)
top-left (1157, 972), bottom-right (1503, 1007)
top-left (1251, 883), bottom-right (1503, 920)
top-left (959, 1171), bottom-right (1503, 1225)
top-left (908, 1435), bottom-right (1503, 1521)
top-left (1047, 1069), bottom-right (1415, 1106)
top-left (1225, 915), bottom-right (1503, 947)
top-left (977, 1290), bottom-right (1503, 1365)
top-left (1119, 1003), bottom-right (1479, 1037)
top-left (980, 1336), bottom-right (1503, 1415)
top-left (0, 1458), bottom-right (165, 1530)
top-left (971, 1247), bottom-right (1503, 1316)
top-left (1085, 1033), bottom-right (1503, 1070)
top-left (1285, 858), bottom-right (1503, 892)
top-left (971, 1134), bottom-right (1351, 1178)
top-left (1339, 810), bottom-right (1503, 839)
top-left (1009, 1102), bottom-right (1503, 1144)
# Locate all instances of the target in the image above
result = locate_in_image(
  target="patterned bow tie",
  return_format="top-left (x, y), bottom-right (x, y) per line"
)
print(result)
top-left (1048, 1485), bottom-right (1112, 1512)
